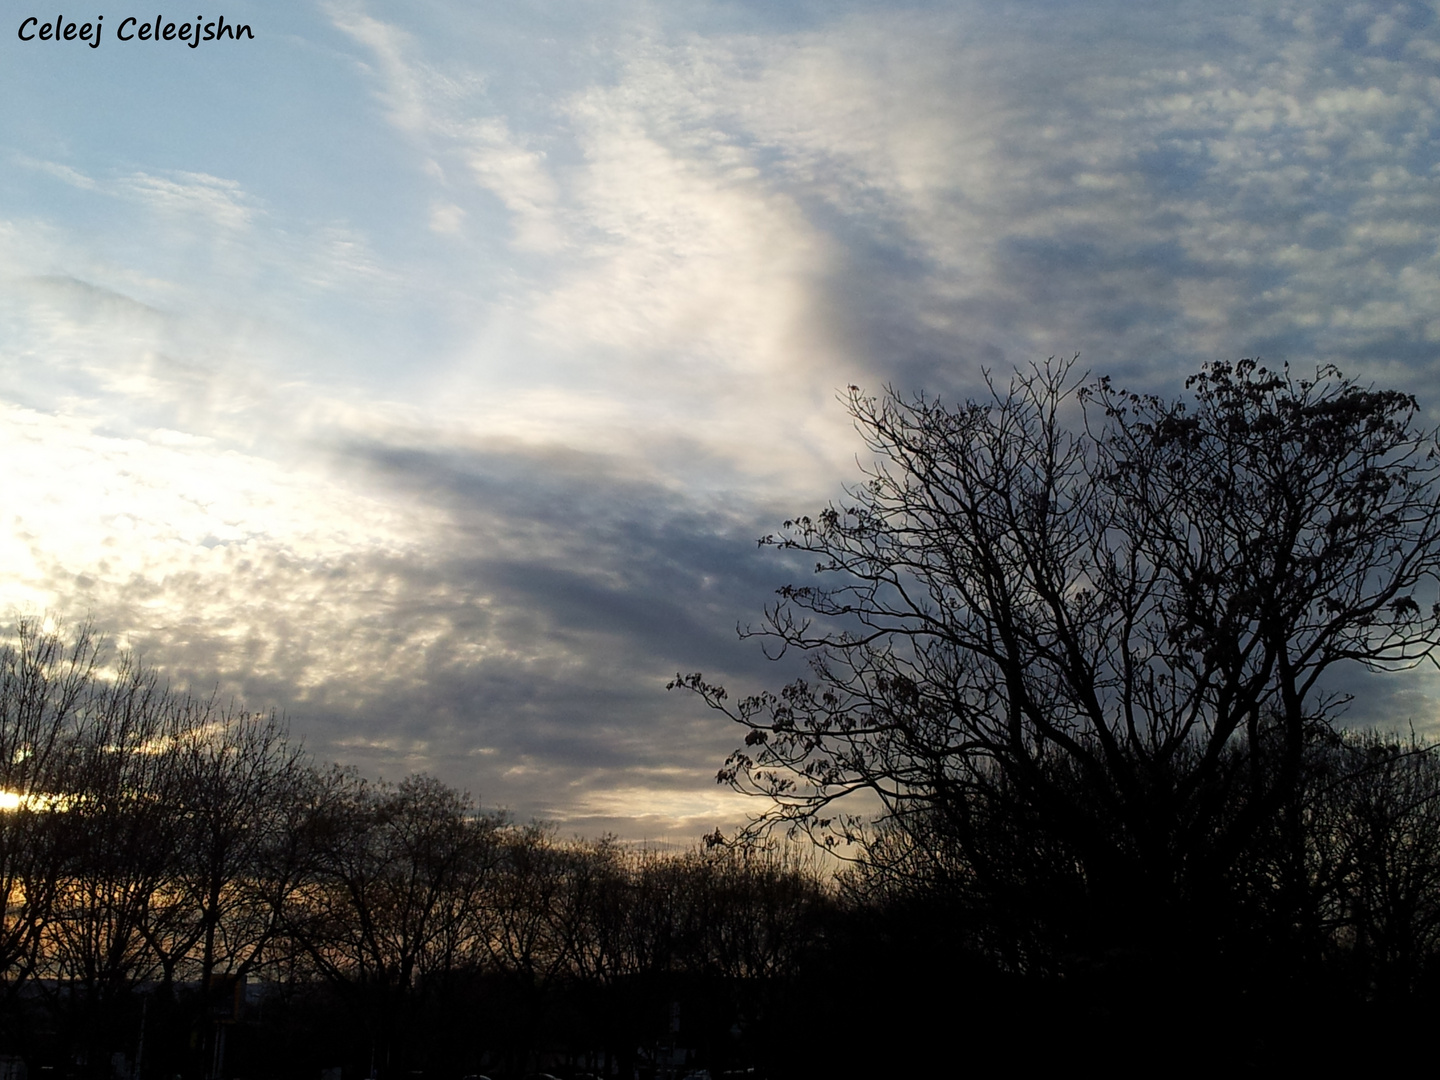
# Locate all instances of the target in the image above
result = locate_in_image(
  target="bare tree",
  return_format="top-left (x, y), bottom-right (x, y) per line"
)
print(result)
top-left (1298, 732), bottom-right (1440, 999)
top-left (480, 823), bottom-right (567, 985)
top-left (141, 709), bottom-right (312, 989)
top-left (677, 359), bottom-right (1440, 968)
top-left (0, 619), bottom-right (101, 992)
top-left (286, 771), bottom-right (499, 1079)
top-left (36, 646), bottom-right (209, 1077)
top-left (548, 837), bottom-right (631, 986)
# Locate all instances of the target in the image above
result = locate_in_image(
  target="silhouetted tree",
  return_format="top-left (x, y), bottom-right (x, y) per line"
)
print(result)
top-left (284, 771), bottom-right (500, 1079)
top-left (141, 710), bottom-right (310, 980)
top-left (0, 619), bottom-right (100, 1001)
top-left (36, 641), bottom-right (210, 1076)
top-left (0, 617), bottom-right (852, 1077)
top-left (1301, 731), bottom-right (1440, 999)
top-left (677, 359), bottom-right (1440, 985)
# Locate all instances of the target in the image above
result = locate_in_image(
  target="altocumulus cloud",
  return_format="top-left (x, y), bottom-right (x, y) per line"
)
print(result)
top-left (2, 0), bottom-right (1440, 835)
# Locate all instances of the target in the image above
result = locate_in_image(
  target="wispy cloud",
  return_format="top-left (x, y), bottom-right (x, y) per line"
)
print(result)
top-left (464, 117), bottom-right (564, 251)
top-left (119, 171), bottom-right (258, 232)
top-left (16, 157), bottom-right (98, 191)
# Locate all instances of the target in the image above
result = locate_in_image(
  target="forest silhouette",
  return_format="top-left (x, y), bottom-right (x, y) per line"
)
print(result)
top-left (6, 362), bottom-right (1440, 1077)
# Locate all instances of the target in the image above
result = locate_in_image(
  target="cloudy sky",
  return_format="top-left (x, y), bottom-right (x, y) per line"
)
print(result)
top-left (3, 0), bottom-right (1440, 838)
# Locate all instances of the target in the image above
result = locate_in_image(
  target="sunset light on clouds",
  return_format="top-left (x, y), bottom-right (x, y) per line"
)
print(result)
top-left (4, 0), bottom-right (1440, 839)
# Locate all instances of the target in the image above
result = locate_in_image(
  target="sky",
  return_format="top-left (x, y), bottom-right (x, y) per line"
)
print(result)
top-left (3, 0), bottom-right (1440, 839)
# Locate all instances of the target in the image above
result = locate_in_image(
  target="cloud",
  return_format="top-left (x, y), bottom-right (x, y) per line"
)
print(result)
top-left (119, 171), bottom-right (258, 233)
top-left (429, 201), bottom-right (466, 235)
top-left (16, 157), bottom-right (98, 191)
top-left (465, 119), bottom-right (564, 251)
top-left (324, 2), bottom-right (434, 138)
top-left (535, 2), bottom-right (1436, 393)
top-left (4, 417), bottom-right (806, 830)
top-left (7, 0), bottom-right (1440, 839)
top-left (0, 262), bottom-right (805, 832)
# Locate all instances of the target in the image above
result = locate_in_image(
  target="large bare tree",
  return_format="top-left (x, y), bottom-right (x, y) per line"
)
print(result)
top-left (677, 359), bottom-right (1440, 965)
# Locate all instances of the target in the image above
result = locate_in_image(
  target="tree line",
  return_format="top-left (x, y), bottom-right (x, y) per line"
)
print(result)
top-left (0, 619), bottom-right (828, 1080)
